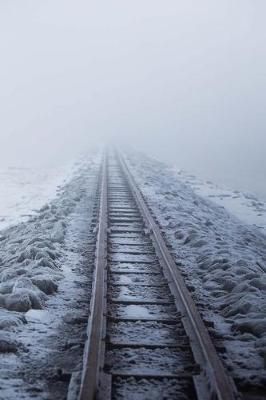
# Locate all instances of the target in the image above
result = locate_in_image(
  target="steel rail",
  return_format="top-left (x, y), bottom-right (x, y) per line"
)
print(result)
top-left (78, 153), bottom-right (108, 400)
top-left (117, 151), bottom-right (239, 400)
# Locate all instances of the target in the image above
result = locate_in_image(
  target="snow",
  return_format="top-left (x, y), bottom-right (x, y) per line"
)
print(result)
top-left (122, 304), bottom-right (153, 319)
top-left (113, 377), bottom-right (193, 400)
top-left (0, 160), bottom-right (81, 231)
top-left (1, 148), bottom-right (265, 397)
top-left (174, 168), bottom-right (266, 234)
top-left (0, 151), bottom-right (101, 399)
top-left (127, 152), bottom-right (266, 391)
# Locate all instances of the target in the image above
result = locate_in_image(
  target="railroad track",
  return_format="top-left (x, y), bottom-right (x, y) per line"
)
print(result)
top-left (75, 150), bottom-right (240, 400)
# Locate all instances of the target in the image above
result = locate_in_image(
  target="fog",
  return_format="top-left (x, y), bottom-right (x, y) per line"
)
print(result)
top-left (1, 1), bottom-right (266, 198)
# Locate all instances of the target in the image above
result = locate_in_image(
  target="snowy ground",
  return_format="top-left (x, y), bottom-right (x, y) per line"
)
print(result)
top-left (127, 152), bottom-right (266, 394)
top-left (0, 152), bottom-right (101, 399)
top-left (1, 148), bottom-right (266, 398)
top-left (0, 160), bottom-right (84, 231)
top-left (174, 168), bottom-right (266, 235)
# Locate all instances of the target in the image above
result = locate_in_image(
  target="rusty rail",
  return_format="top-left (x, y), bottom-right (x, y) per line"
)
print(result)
top-left (78, 153), bottom-right (108, 400)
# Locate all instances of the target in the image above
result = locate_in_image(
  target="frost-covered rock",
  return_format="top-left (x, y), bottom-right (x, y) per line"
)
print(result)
top-left (51, 221), bottom-right (65, 244)
top-left (0, 159), bottom-right (98, 316)
top-left (0, 310), bottom-right (26, 330)
top-left (0, 153), bottom-right (100, 399)
top-left (0, 281), bottom-right (14, 294)
top-left (2, 270), bottom-right (49, 313)
top-left (0, 268), bottom-right (27, 282)
top-left (0, 333), bottom-right (20, 353)
top-left (0, 294), bottom-right (6, 307)
top-left (31, 275), bottom-right (58, 294)
top-left (233, 316), bottom-right (266, 337)
top-left (5, 292), bottom-right (33, 312)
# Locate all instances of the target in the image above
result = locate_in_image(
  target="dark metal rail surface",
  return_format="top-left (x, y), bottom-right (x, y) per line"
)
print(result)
top-left (77, 150), bottom-right (239, 400)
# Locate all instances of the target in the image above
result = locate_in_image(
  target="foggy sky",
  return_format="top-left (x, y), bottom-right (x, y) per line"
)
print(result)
top-left (0, 1), bottom-right (266, 197)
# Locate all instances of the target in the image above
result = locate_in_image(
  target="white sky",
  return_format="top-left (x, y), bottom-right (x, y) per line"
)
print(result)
top-left (0, 1), bottom-right (266, 197)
